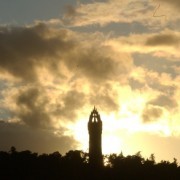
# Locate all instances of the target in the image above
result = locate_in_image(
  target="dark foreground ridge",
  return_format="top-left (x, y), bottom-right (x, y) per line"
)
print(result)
top-left (1, 147), bottom-right (180, 180)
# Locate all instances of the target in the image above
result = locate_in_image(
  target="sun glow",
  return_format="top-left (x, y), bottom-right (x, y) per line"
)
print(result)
top-left (67, 98), bottom-right (174, 156)
top-left (68, 113), bottom-right (125, 154)
top-left (72, 118), bottom-right (89, 151)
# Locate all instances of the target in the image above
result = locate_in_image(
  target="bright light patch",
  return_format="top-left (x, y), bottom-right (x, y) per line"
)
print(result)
top-left (102, 135), bottom-right (122, 154)
top-left (69, 118), bottom-right (89, 151)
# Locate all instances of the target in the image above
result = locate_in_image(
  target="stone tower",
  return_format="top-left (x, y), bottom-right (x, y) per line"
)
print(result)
top-left (88, 107), bottom-right (103, 167)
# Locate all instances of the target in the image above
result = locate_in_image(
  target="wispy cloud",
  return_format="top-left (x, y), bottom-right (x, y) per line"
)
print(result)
top-left (59, 0), bottom-right (180, 28)
top-left (106, 29), bottom-right (180, 58)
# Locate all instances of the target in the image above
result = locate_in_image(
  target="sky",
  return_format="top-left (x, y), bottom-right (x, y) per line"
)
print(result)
top-left (0, 0), bottom-right (179, 162)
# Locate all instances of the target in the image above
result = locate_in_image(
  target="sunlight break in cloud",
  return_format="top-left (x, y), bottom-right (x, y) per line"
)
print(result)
top-left (0, 22), bottom-right (134, 153)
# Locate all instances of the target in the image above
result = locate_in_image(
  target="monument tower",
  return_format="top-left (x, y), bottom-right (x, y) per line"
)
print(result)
top-left (88, 107), bottom-right (103, 167)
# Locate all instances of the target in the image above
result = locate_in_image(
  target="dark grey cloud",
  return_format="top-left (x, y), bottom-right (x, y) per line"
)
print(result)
top-left (0, 23), bottom-right (131, 84)
top-left (0, 23), bottom-right (74, 81)
top-left (54, 90), bottom-right (86, 121)
top-left (129, 78), bottom-right (144, 90)
top-left (0, 22), bottom-right (131, 131)
top-left (149, 95), bottom-right (177, 110)
top-left (145, 33), bottom-right (180, 46)
top-left (89, 83), bottom-right (119, 112)
top-left (61, 32), bottom-right (131, 84)
top-left (0, 122), bottom-right (77, 154)
top-left (147, 82), bottom-right (176, 96)
top-left (90, 94), bottom-right (118, 112)
top-left (64, 5), bottom-right (77, 18)
top-left (13, 87), bottom-right (86, 128)
top-left (15, 87), bottom-right (51, 128)
top-left (76, 49), bottom-right (124, 82)
top-left (142, 105), bottom-right (163, 123)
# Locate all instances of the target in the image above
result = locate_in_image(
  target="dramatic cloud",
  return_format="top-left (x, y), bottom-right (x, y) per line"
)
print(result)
top-left (0, 22), bottom-right (133, 133)
top-left (89, 83), bottom-right (119, 112)
top-left (0, 23), bottom-right (75, 81)
top-left (0, 0), bottom-right (179, 160)
top-left (0, 85), bottom-right (88, 129)
top-left (0, 23), bottom-right (132, 83)
top-left (149, 95), bottom-right (178, 110)
top-left (0, 122), bottom-right (77, 154)
top-left (55, 90), bottom-right (86, 120)
top-left (142, 104), bottom-right (163, 123)
top-left (15, 87), bottom-right (52, 128)
top-left (146, 33), bottom-right (180, 46)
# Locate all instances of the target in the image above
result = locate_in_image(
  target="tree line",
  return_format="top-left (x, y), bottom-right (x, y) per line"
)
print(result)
top-left (0, 147), bottom-right (180, 179)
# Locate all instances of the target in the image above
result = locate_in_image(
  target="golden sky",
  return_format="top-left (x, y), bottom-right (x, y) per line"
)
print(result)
top-left (0, 0), bottom-right (179, 162)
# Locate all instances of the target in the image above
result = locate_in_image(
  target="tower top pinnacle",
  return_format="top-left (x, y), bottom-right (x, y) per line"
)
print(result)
top-left (89, 107), bottom-right (101, 123)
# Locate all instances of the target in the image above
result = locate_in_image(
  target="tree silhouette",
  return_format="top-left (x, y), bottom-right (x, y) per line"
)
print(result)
top-left (0, 147), bottom-right (180, 179)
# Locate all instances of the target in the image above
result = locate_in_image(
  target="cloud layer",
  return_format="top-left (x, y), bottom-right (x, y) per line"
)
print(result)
top-left (0, 22), bottom-right (133, 151)
top-left (0, 0), bottom-right (179, 158)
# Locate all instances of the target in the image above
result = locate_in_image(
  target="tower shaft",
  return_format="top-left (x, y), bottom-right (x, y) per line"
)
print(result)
top-left (88, 107), bottom-right (103, 167)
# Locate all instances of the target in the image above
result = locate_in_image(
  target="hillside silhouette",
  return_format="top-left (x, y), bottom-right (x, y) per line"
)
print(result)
top-left (1, 147), bottom-right (180, 180)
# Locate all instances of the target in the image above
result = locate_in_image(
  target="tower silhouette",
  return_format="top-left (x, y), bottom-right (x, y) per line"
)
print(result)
top-left (88, 107), bottom-right (103, 167)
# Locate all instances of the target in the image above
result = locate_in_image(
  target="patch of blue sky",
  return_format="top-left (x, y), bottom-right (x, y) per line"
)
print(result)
top-left (0, 80), bottom-right (10, 98)
top-left (0, 80), bottom-right (9, 90)
top-left (0, 0), bottom-right (76, 25)
top-left (0, 108), bottom-right (13, 121)
top-left (0, 80), bottom-right (23, 99)
top-left (70, 21), bottom-right (151, 36)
